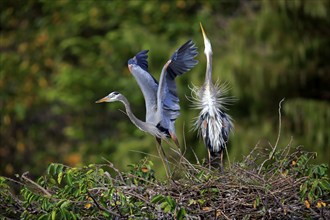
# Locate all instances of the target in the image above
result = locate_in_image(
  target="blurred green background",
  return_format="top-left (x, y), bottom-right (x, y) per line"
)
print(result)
top-left (1, 0), bottom-right (329, 177)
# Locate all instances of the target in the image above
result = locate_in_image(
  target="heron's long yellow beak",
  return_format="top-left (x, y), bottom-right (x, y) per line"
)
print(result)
top-left (199, 22), bottom-right (212, 55)
top-left (95, 96), bottom-right (109, 103)
top-left (200, 22), bottom-right (207, 41)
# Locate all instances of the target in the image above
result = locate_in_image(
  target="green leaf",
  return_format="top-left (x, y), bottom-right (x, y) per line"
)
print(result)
top-left (161, 202), bottom-right (171, 213)
top-left (197, 199), bottom-right (205, 205)
top-left (210, 187), bottom-right (219, 193)
top-left (98, 168), bottom-right (104, 175)
top-left (60, 200), bottom-right (71, 209)
top-left (197, 170), bottom-right (204, 180)
top-left (70, 211), bottom-right (78, 220)
top-left (42, 199), bottom-right (50, 210)
top-left (188, 199), bottom-right (196, 206)
top-left (51, 210), bottom-right (56, 220)
top-left (66, 173), bottom-right (73, 186)
top-left (319, 179), bottom-right (330, 191)
top-left (256, 196), bottom-right (260, 206)
top-left (300, 182), bottom-right (308, 198)
top-left (58, 172), bottom-right (63, 184)
top-left (311, 180), bottom-right (319, 193)
top-left (165, 196), bottom-right (176, 210)
top-left (38, 214), bottom-right (49, 220)
top-left (151, 194), bottom-right (164, 204)
top-left (47, 164), bottom-right (52, 175)
top-left (86, 169), bottom-right (94, 175)
top-left (307, 191), bottom-right (314, 202)
top-left (27, 193), bottom-right (37, 203)
top-left (176, 207), bottom-right (187, 220)
top-left (62, 208), bottom-right (75, 219)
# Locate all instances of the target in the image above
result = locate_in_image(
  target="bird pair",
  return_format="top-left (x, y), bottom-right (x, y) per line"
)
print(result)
top-left (96, 24), bottom-right (233, 174)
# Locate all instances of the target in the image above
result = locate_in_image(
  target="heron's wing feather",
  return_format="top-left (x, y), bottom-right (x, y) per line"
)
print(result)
top-left (128, 50), bottom-right (159, 122)
top-left (167, 40), bottom-right (199, 80)
top-left (129, 50), bottom-right (149, 72)
top-left (156, 40), bottom-right (198, 131)
top-left (164, 39), bottom-right (198, 114)
top-left (128, 50), bottom-right (159, 84)
top-left (220, 111), bottom-right (233, 143)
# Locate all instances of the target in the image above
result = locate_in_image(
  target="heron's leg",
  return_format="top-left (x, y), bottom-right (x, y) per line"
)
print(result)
top-left (170, 133), bottom-right (180, 149)
top-left (219, 150), bottom-right (224, 173)
top-left (156, 138), bottom-right (171, 178)
top-left (207, 148), bottom-right (211, 170)
top-left (170, 132), bottom-right (184, 166)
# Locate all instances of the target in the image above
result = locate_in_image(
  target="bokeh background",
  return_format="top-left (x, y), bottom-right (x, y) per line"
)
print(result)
top-left (1, 0), bottom-right (329, 177)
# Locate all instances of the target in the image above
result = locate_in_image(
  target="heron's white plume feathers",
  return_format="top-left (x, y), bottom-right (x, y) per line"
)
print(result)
top-left (189, 81), bottom-right (233, 112)
top-left (189, 81), bottom-right (233, 153)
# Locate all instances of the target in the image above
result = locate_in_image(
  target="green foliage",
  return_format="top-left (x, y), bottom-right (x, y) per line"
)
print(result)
top-left (292, 155), bottom-right (330, 202)
top-left (19, 163), bottom-right (110, 219)
top-left (126, 158), bottom-right (155, 185)
top-left (0, 177), bottom-right (22, 218)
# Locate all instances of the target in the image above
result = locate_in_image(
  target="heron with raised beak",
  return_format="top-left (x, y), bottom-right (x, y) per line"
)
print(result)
top-left (190, 24), bottom-right (233, 171)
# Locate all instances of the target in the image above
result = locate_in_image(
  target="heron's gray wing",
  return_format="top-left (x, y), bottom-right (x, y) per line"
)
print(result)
top-left (167, 40), bottom-right (199, 80)
top-left (128, 50), bottom-right (158, 123)
top-left (221, 111), bottom-right (233, 143)
top-left (156, 40), bottom-right (198, 131)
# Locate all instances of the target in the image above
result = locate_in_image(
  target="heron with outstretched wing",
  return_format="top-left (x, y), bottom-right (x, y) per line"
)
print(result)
top-left (96, 40), bottom-right (198, 176)
top-left (127, 40), bottom-right (198, 146)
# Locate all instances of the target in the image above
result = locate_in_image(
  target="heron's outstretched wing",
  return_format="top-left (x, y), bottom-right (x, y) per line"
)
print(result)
top-left (128, 50), bottom-right (158, 122)
top-left (156, 40), bottom-right (198, 131)
top-left (167, 40), bottom-right (199, 80)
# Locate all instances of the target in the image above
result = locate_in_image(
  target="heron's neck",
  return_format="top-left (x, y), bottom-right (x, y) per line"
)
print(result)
top-left (156, 60), bottom-right (171, 123)
top-left (205, 55), bottom-right (213, 85)
top-left (119, 96), bottom-right (145, 131)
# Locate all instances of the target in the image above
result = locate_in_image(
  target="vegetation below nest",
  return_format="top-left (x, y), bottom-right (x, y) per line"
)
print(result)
top-left (1, 143), bottom-right (329, 219)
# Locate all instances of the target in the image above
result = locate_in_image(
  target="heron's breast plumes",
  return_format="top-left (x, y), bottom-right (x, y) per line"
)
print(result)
top-left (190, 82), bottom-right (233, 153)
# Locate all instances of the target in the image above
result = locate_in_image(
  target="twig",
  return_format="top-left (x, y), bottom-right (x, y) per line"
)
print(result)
top-left (181, 122), bottom-right (187, 157)
top-left (156, 140), bottom-right (171, 179)
top-left (218, 209), bottom-right (231, 220)
top-left (124, 191), bottom-right (150, 205)
top-left (21, 172), bottom-right (51, 197)
top-left (87, 191), bottom-right (121, 217)
top-left (191, 147), bottom-right (200, 165)
top-left (126, 173), bottom-right (160, 187)
top-left (258, 98), bottom-right (285, 174)
top-left (102, 158), bottom-right (124, 183)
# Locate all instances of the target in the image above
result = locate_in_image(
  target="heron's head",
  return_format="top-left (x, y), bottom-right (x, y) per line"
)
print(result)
top-left (95, 91), bottom-right (121, 103)
top-left (200, 23), bottom-right (212, 55)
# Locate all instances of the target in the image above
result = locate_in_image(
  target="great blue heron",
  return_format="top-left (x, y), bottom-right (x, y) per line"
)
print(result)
top-left (126, 39), bottom-right (198, 146)
top-left (96, 40), bottom-right (198, 175)
top-left (190, 24), bottom-right (233, 171)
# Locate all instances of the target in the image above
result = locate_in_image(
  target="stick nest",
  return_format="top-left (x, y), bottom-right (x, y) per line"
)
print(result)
top-left (1, 143), bottom-right (329, 219)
